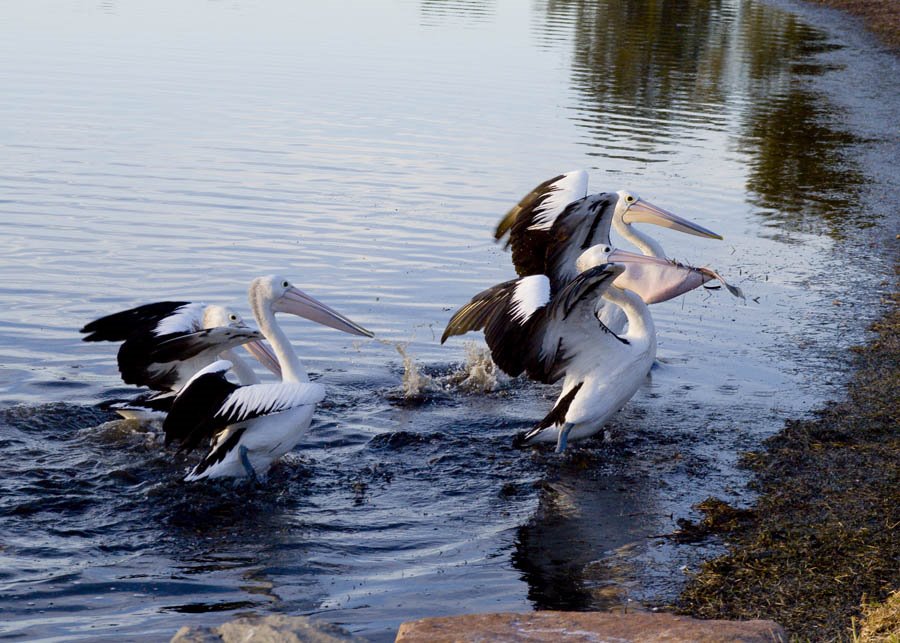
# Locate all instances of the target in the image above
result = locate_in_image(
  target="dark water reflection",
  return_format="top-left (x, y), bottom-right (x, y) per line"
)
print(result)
top-left (542, 0), bottom-right (870, 237)
top-left (0, 0), bottom-right (895, 640)
top-left (742, 87), bottom-right (866, 235)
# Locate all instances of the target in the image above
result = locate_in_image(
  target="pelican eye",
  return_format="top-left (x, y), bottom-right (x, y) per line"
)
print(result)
top-left (229, 314), bottom-right (238, 321)
top-left (282, 280), bottom-right (290, 288)
top-left (625, 194), bottom-right (636, 204)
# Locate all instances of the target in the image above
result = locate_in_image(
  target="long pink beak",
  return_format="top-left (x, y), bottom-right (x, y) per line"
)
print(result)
top-left (242, 340), bottom-right (283, 378)
top-left (623, 198), bottom-right (723, 240)
top-left (605, 248), bottom-right (713, 304)
top-left (274, 287), bottom-right (374, 337)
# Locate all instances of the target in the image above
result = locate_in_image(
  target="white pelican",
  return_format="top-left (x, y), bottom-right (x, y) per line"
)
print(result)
top-left (494, 170), bottom-right (727, 333)
top-left (82, 301), bottom-right (281, 390)
top-left (517, 261), bottom-right (654, 452)
top-left (83, 302), bottom-right (282, 420)
top-left (163, 275), bottom-right (373, 482)
top-left (451, 259), bottom-right (655, 452)
top-left (494, 170), bottom-right (723, 291)
top-left (104, 305), bottom-right (282, 421)
top-left (442, 244), bottom-right (737, 383)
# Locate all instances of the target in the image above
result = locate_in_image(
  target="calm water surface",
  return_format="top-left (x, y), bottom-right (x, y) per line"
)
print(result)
top-left (0, 0), bottom-right (897, 640)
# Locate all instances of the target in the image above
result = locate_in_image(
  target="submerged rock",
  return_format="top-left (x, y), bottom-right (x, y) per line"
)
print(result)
top-left (395, 611), bottom-right (786, 642)
top-left (170, 615), bottom-right (364, 643)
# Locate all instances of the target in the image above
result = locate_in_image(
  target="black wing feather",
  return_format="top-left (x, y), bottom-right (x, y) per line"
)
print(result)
top-left (494, 173), bottom-right (567, 245)
top-left (149, 328), bottom-right (262, 363)
top-left (544, 193), bottom-right (617, 291)
top-left (163, 370), bottom-right (240, 451)
top-left (548, 264), bottom-right (619, 322)
top-left (531, 382), bottom-right (584, 434)
top-left (101, 390), bottom-right (175, 414)
top-left (494, 174), bottom-right (568, 278)
top-left (441, 279), bottom-right (520, 343)
top-left (442, 278), bottom-right (551, 379)
top-left (513, 382), bottom-right (585, 447)
top-left (188, 427), bottom-right (247, 479)
top-left (80, 301), bottom-right (192, 342)
top-left (116, 334), bottom-right (179, 389)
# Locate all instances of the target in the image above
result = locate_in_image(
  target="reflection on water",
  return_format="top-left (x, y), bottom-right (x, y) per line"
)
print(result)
top-left (420, 0), bottom-right (496, 25)
top-left (539, 0), bottom-right (869, 237)
top-left (0, 0), bottom-right (894, 639)
top-left (742, 87), bottom-right (866, 235)
top-left (513, 456), bottom-right (657, 612)
top-left (548, 0), bottom-right (733, 156)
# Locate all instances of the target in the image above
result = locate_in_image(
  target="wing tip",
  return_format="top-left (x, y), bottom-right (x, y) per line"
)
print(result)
top-left (513, 428), bottom-right (543, 448)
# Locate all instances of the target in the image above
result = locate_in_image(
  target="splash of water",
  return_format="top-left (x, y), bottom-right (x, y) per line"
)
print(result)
top-left (375, 338), bottom-right (435, 398)
top-left (446, 341), bottom-right (502, 393)
top-left (396, 342), bottom-right (434, 398)
top-left (373, 336), bottom-right (503, 398)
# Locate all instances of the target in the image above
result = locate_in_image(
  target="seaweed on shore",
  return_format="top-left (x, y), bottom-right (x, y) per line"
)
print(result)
top-left (675, 293), bottom-right (899, 641)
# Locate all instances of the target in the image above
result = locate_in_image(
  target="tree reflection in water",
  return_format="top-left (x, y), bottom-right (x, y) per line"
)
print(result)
top-left (535, 0), bottom-right (867, 237)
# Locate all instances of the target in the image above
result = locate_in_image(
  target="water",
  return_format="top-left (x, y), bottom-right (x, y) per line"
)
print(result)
top-left (0, 0), bottom-right (897, 640)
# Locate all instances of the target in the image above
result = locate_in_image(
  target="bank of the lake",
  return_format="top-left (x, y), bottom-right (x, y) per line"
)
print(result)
top-left (672, 2), bottom-right (899, 638)
top-left (676, 288), bottom-right (899, 640)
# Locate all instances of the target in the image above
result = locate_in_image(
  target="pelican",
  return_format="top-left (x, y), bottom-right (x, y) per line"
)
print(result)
top-left (494, 170), bottom-right (723, 291)
top-left (516, 261), bottom-right (654, 452)
top-left (442, 244), bottom-right (738, 383)
top-left (493, 170), bottom-right (726, 334)
top-left (163, 275), bottom-right (373, 482)
top-left (449, 259), bottom-right (655, 452)
top-left (82, 302), bottom-right (281, 421)
top-left (111, 306), bottom-right (282, 421)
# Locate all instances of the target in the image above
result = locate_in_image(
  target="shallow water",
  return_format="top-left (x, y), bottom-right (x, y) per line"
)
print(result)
top-left (0, 0), bottom-right (897, 640)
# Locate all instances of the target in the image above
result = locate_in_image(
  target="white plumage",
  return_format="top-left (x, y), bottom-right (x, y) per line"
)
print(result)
top-left (510, 276), bottom-right (551, 323)
top-left (164, 275), bottom-right (373, 482)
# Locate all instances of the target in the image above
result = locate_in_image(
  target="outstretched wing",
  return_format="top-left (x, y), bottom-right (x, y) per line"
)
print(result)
top-left (442, 275), bottom-right (553, 380)
top-left (80, 301), bottom-right (195, 342)
top-left (494, 171), bottom-right (589, 278)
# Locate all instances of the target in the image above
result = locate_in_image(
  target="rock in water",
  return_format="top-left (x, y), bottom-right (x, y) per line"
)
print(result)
top-left (395, 611), bottom-right (786, 642)
top-left (171, 615), bottom-right (364, 643)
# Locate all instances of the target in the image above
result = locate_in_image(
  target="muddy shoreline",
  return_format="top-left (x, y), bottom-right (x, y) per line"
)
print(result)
top-left (672, 3), bottom-right (899, 639)
top-left (675, 291), bottom-right (898, 639)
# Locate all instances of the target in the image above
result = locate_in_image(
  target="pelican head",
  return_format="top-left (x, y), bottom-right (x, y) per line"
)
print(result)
top-left (203, 304), bottom-right (282, 377)
top-left (576, 245), bottom-right (714, 304)
top-left (202, 304), bottom-right (248, 330)
top-left (250, 275), bottom-right (374, 338)
top-left (614, 190), bottom-right (723, 240)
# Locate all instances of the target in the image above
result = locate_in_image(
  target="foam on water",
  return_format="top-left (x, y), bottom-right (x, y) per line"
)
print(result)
top-left (444, 341), bottom-right (503, 394)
